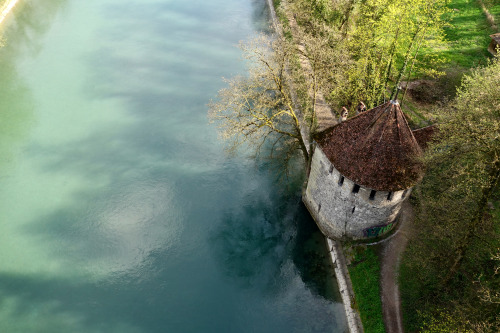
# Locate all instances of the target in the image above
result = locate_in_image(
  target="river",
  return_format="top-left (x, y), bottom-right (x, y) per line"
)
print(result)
top-left (0, 0), bottom-right (347, 332)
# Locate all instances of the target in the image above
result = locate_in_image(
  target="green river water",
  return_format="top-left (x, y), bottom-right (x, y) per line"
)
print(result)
top-left (0, 0), bottom-right (347, 332)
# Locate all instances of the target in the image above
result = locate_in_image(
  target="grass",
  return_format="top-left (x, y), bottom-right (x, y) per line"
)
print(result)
top-left (399, 252), bottom-right (425, 332)
top-left (347, 246), bottom-right (385, 333)
top-left (434, 0), bottom-right (500, 69)
top-left (401, 0), bottom-right (500, 120)
top-left (401, 100), bottom-right (430, 129)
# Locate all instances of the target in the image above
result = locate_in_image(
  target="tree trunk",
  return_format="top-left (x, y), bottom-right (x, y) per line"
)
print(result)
top-left (392, 29), bottom-right (420, 99)
top-left (401, 24), bottom-right (428, 107)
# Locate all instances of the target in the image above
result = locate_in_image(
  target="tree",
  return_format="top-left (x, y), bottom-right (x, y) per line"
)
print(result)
top-left (433, 58), bottom-right (500, 286)
top-left (288, 0), bottom-right (449, 109)
top-left (209, 28), bottom-right (341, 163)
top-left (209, 34), bottom-right (307, 163)
top-left (400, 58), bottom-right (500, 331)
top-left (341, 0), bottom-right (449, 107)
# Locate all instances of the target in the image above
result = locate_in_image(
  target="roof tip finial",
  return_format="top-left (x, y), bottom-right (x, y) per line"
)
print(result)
top-left (391, 86), bottom-right (402, 104)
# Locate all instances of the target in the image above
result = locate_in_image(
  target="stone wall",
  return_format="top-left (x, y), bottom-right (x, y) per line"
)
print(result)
top-left (304, 144), bottom-right (411, 240)
top-left (327, 238), bottom-right (364, 333)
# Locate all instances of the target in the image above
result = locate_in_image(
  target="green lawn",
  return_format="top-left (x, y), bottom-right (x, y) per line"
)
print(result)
top-left (437, 0), bottom-right (500, 69)
top-left (347, 246), bottom-right (385, 333)
top-left (401, 0), bottom-right (500, 116)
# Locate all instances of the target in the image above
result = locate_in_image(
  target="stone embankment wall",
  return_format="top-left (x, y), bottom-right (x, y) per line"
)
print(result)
top-left (327, 239), bottom-right (364, 333)
top-left (265, 1), bottom-right (364, 332)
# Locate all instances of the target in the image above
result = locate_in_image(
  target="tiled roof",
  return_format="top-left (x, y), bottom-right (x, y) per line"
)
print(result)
top-left (412, 125), bottom-right (436, 150)
top-left (315, 100), bottom-right (424, 191)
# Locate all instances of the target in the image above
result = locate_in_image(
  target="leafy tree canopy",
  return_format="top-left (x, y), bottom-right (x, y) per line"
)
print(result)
top-left (400, 57), bottom-right (500, 332)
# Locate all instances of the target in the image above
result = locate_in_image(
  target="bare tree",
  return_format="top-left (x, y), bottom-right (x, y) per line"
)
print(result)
top-left (209, 33), bottom-right (312, 162)
top-left (208, 11), bottom-right (349, 169)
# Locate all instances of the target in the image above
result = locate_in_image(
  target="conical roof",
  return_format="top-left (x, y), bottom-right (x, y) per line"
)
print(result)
top-left (315, 100), bottom-right (424, 191)
top-left (412, 125), bottom-right (436, 150)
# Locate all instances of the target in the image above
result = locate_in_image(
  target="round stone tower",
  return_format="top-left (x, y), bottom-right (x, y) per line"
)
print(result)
top-left (303, 100), bottom-right (425, 240)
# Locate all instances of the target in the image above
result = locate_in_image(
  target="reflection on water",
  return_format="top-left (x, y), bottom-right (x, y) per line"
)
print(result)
top-left (0, 56), bottom-right (33, 170)
top-left (211, 172), bottom-right (342, 301)
top-left (0, 0), bottom-right (69, 171)
top-left (1, 0), bottom-right (69, 54)
top-left (24, 179), bottom-right (182, 277)
top-left (250, 0), bottom-right (273, 33)
top-left (0, 0), bottom-right (347, 332)
top-left (211, 184), bottom-right (347, 332)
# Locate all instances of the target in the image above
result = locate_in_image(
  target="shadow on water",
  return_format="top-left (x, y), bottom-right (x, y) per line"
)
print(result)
top-left (211, 197), bottom-right (342, 302)
top-left (210, 190), bottom-right (297, 292)
top-left (292, 205), bottom-right (341, 300)
top-left (0, 273), bottom-right (141, 332)
top-left (0, 269), bottom-right (204, 332)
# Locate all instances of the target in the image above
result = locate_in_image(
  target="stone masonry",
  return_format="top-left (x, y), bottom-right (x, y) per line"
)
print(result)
top-left (304, 145), bottom-right (410, 240)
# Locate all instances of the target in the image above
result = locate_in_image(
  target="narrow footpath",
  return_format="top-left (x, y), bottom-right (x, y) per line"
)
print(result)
top-left (379, 201), bottom-right (414, 333)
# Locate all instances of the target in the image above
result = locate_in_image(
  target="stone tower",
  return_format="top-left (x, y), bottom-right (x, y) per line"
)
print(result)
top-left (303, 100), bottom-right (429, 240)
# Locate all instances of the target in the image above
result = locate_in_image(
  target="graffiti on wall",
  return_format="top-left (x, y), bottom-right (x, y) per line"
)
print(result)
top-left (363, 222), bottom-right (394, 238)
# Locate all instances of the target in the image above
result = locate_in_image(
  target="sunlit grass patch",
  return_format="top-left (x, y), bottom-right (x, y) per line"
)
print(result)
top-left (436, 0), bottom-right (500, 69)
top-left (348, 246), bottom-right (385, 333)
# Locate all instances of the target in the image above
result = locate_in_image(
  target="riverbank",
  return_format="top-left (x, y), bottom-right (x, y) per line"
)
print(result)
top-left (0, 0), bottom-right (19, 26)
top-left (264, 1), bottom-right (363, 332)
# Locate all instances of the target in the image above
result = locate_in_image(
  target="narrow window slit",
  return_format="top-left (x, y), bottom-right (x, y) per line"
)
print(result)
top-left (318, 203), bottom-right (322, 212)
top-left (352, 184), bottom-right (360, 193)
top-left (352, 206), bottom-right (356, 214)
top-left (369, 190), bottom-right (376, 200)
top-left (387, 192), bottom-right (393, 201)
top-left (338, 176), bottom-right (344, 186)
top-left (329, 165), bottom-right (334, 174)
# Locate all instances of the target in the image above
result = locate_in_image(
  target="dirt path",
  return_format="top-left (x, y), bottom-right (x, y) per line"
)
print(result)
top-left (379, 201), bottom-right (414, 333)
